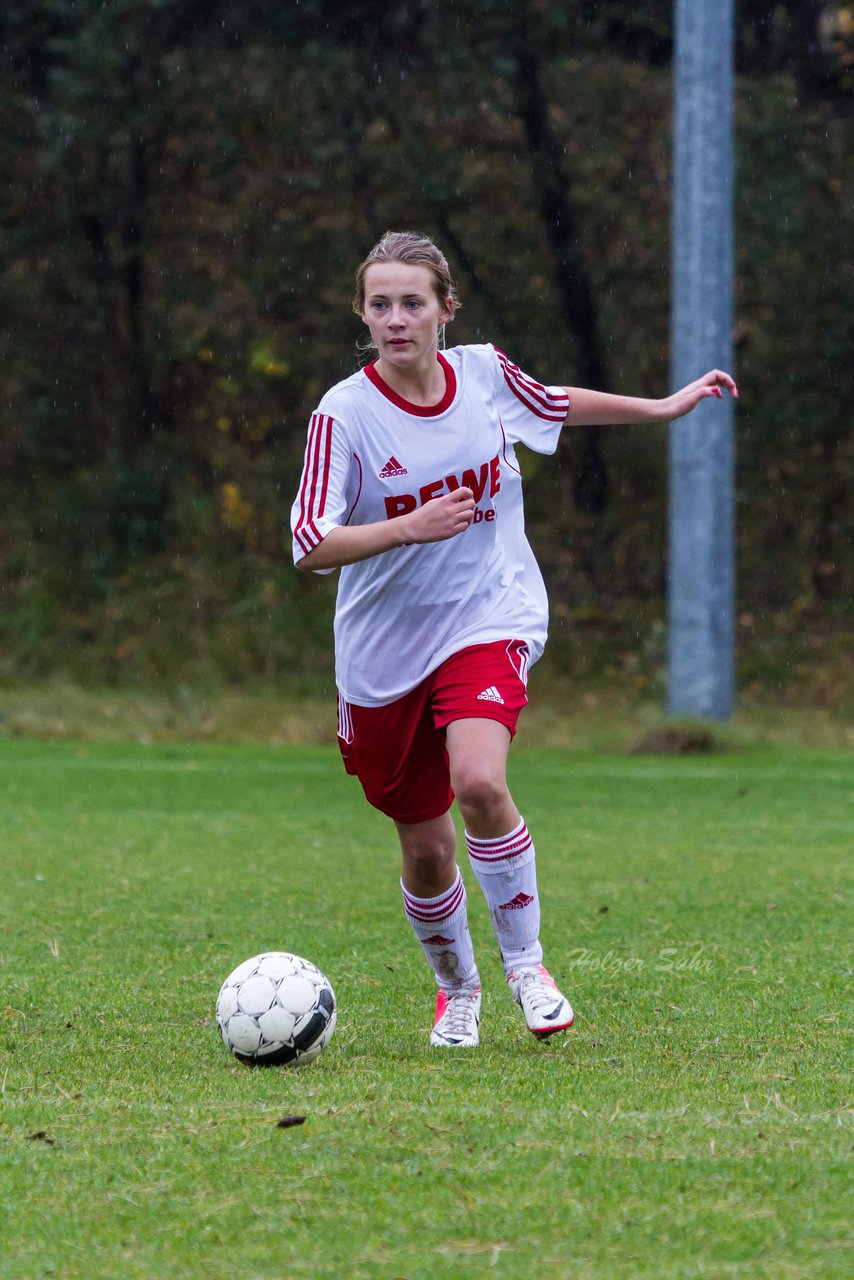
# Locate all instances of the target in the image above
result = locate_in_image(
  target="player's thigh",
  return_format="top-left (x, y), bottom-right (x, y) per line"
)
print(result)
top-left (445, 717), bottom-right (513, 796)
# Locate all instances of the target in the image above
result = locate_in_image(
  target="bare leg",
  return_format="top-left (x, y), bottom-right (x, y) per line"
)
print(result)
top-left (446, 717), bottom-right (520, 837)
top-left (396, 810), bottom-right (457, 896)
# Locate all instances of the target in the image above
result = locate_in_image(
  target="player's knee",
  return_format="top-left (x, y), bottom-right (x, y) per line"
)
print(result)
top-left (402, 840), bottom-right (456, 890)
top-left (452, 767), bottom-right (509, 824)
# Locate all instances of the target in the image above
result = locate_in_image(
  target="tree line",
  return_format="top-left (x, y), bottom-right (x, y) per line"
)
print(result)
top-left (1, 1), bottom-right (851, 685)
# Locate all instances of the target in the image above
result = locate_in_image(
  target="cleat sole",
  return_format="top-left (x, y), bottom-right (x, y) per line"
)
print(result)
top-left (530, 1014), bottom-right (575, 1039)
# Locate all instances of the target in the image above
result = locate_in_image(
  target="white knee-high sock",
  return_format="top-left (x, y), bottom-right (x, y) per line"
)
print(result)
top-left (401, 869), bottom-right (480, 992)
top-left (466, 819), bottom-right (543, 974)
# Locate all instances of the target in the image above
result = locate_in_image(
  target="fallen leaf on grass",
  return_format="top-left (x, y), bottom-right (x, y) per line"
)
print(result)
top-left (276, 1115), bottom-right (306, 1129)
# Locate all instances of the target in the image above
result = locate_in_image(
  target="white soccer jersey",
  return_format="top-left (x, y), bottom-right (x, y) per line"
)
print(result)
top-left (291, 343), bottom-right (569, 706)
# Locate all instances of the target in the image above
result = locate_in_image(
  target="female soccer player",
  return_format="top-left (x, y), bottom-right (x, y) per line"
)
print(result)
top-left (291, 231), bottom-right (737, 1048)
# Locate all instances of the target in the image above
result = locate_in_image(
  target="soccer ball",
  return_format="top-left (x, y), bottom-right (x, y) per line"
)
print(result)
top-left (216, 951), bottom-right (337, 1067)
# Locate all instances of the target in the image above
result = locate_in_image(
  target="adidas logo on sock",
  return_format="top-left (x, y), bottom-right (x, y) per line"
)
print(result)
top-left (421, 934), bottom-right (454, 946)
top-left (476, 685), bottom-right (505, 704)
top-left (498, 892), bottom-right (534, 911)
top-left (379, 455), bottom-right (408, 478)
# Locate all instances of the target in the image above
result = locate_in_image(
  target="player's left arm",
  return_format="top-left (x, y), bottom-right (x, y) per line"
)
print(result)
top-left (563, 369), bottom-right (738, 426)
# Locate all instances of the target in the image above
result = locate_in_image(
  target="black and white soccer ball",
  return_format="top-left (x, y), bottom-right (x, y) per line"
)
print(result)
top-left (216, 951), bottom-right (337, 1067)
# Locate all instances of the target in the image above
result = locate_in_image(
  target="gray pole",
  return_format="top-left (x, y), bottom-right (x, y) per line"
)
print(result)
top-left (668, 0), bottom-right (736, 720)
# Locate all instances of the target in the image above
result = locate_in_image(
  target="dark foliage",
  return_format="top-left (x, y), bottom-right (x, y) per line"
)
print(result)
top-left (1, 0), bottom-right (851, 685)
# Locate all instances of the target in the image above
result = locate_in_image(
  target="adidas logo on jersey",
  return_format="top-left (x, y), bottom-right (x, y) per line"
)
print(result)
top-left (498, 892), bottom-right (535, 911)
top-left (476, 686), bottom-right (505, 704)
top-left (379, 455), bottom-right (408, 478)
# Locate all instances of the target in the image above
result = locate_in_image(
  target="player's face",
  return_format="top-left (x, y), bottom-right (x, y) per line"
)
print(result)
top-left (361, 263), bottom-right (453, 369)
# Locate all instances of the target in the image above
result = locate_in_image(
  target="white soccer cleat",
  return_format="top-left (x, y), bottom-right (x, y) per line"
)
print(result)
top-left (507, 965), bottom-right (574, 1038)
top-left (429, 986), bottom-right (482, 1047)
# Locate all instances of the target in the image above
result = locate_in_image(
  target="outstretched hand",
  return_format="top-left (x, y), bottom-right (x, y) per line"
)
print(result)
top-left (665, 369), bottom-right (738, 420)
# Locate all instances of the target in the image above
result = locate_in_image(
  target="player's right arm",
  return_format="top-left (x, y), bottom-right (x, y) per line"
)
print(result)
top-left (296, 488), bottom-right (475, 572)
top-left (291, 410), bottom-right (474, 573)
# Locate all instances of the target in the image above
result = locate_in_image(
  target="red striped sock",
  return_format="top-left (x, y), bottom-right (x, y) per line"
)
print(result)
top-left (401, 869), bottom-right (479, 992)
top-left (466, 819), bottom-right (543, 973)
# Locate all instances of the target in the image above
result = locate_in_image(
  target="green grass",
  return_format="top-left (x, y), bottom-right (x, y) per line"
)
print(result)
top-left (0, 738), bottom-right (850, 1279)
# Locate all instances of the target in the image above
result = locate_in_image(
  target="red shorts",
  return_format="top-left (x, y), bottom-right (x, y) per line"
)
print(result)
top-left (337, 639), bottom-right (530, 825)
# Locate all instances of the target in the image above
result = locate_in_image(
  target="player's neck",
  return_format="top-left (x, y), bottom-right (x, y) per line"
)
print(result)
top-left (373, 351), bottom-right (446, 408)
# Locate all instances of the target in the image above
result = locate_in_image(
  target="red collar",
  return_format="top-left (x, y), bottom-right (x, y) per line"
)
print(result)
top-left (365, 352), bottom-right (456, 417)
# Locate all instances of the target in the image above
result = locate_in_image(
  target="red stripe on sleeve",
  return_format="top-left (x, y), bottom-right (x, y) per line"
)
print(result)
top-left (305, 413), bottom-right (326, 544)
top-left (294, 414), bottom-right (320, 541)
top-left (294, 413), bottom-right (334, 552)
top-left (501, 358), bottom-right (566, 420)
top-left (495, 349), bottom-right (568, 422)
top-left (316, 415), bottom-right (333, 517)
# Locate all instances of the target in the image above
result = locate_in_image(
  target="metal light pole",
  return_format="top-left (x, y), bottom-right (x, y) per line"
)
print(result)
top-left (668, 0), bottom-right (736, 720)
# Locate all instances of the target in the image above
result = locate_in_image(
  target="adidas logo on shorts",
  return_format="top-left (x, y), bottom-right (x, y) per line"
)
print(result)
top-left (476, 685), bottom-right (505, 704)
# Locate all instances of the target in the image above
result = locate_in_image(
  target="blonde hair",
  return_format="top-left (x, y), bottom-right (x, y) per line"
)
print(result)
top-left (353, 231), bottom-right (461, 318)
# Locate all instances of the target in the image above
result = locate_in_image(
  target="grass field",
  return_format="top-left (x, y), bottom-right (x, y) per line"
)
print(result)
top-left (1, 736), bottom-right (850, 1279)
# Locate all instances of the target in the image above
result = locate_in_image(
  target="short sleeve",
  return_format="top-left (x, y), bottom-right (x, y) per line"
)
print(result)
top-left (492, 347), bottom-right (569, 455)
top-left (291, 412), bottom-right (354, 569)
